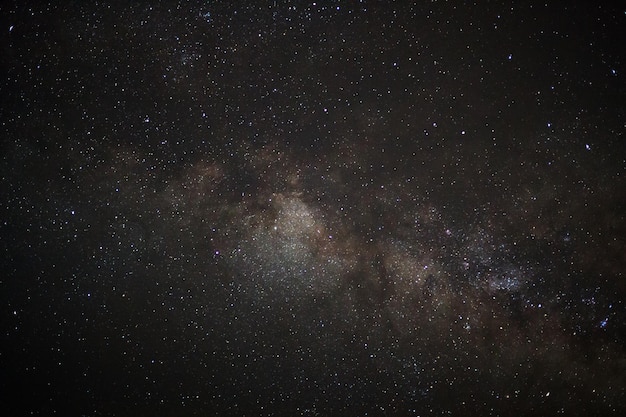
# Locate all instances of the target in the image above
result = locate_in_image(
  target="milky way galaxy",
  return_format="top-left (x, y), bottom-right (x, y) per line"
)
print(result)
top-left (1, 1), bottom-right (625, 416)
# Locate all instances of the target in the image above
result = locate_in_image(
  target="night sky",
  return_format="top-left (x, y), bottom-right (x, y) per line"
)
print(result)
top-left (1, 1), bottom-right (625, 416)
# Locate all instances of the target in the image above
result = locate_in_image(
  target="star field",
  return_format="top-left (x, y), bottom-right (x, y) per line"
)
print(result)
top-left (1, 1), bottom-right (625, 416)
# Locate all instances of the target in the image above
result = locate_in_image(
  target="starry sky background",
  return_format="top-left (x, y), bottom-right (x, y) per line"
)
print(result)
top-left (1, 1), bottom-right (625, 416)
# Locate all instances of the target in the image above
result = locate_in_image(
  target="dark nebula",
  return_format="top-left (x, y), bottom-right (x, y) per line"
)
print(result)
top-left (1, 1), bottom-right (625, 416)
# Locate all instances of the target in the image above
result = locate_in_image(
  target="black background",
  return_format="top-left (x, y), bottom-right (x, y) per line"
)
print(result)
top-left (1, 1), bottom-right (625, 416)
